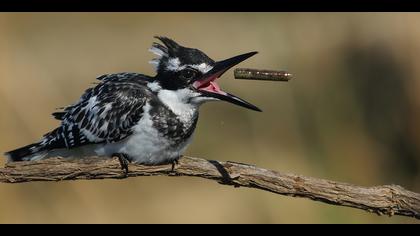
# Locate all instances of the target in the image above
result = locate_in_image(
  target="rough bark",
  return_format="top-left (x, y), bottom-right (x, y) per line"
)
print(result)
top-left (0, 156), bottom-right (419, 220)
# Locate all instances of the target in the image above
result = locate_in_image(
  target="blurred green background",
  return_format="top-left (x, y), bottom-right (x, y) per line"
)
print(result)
top-left (0, 13), bottom-right (419, 223)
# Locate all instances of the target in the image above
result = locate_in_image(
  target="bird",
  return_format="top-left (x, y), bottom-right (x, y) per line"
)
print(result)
top-left (4, 36), bottom-right (261, 174)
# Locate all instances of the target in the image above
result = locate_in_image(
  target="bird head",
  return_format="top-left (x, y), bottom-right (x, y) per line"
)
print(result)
top-left (149, 36), bottom-right (261, 112)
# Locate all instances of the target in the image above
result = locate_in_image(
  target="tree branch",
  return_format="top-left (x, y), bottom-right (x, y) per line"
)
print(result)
top-left (1, 156), bottom-right (419, 220)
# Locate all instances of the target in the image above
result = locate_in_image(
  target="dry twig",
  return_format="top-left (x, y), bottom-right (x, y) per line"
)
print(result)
top-left (0, 156), bottom-right (419, 220)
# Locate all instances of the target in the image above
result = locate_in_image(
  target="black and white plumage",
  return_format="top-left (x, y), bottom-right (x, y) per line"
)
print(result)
top-left (5, 36), bottom-right (261, 166)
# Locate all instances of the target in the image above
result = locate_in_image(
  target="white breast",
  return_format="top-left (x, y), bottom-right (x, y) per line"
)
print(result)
top-left (92, 102), bottom-right (194, 165)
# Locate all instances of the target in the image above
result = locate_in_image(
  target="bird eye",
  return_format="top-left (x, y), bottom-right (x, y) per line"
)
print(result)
top-left (179, 68), bottom-right (198, 80)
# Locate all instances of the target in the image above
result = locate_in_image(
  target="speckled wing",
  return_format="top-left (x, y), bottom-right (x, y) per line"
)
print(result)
top-left (49, 73), bottom-right (153, 149)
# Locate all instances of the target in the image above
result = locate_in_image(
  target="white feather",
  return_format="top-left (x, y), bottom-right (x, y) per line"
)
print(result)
top-left (149, 46), bottom-right (166, 58)
top-left (147, 81), bottom-right (162, 92)
top-left (190, 63), bottom-right (213, 73)
top-left (167, 58), bottom-right (181, 71)
top-left (149, 59), bottom-right (159, 70)
top-left (165, 60), bottom-right (213, 73)
top-left (157, 89), bottom-right (199, 122)
top-left (92, 103), bottom-right (193, 164)
top-left (149, 45), bottom-right (168, 71)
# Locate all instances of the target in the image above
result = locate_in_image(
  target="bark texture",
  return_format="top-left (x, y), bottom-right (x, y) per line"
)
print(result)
top-left (1, 156), bottom-right (419, 220)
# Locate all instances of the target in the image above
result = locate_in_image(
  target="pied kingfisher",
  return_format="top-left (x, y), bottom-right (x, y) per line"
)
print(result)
top-left (5, 36), bottom-right (261, 173)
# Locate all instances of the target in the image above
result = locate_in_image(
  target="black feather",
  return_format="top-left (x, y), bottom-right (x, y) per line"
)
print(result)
top-left (154, 36), bottom-right (180, 56)
top-left (52, 112), bottom-right (66, 120)
top-left (5, 143), bottom-right (41, 162)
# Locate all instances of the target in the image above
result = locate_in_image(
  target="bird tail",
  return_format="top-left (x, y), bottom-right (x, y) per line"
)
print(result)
top-left (4, 127), bottom-right (70, 162)
top-left (4, 141), bottom-right (48, 162)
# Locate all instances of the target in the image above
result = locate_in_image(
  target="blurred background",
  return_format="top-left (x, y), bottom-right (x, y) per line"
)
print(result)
top-left (0, 13), bottom-right (419, 223)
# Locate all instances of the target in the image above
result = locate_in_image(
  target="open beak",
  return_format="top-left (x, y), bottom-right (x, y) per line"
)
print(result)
top-left (192, 51), bottom-right (262, 112)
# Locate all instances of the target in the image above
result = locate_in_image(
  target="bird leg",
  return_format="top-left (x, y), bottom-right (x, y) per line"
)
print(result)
top-left (113, 153), bottom-right (132, 177)
top-left (171, 156), bottom-right (182, 172)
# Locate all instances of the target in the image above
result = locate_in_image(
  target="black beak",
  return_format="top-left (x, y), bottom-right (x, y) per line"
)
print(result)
top-left (207, 51), bottom-right (259, 79)
top-left (193, 51), bottom-right (261, 112)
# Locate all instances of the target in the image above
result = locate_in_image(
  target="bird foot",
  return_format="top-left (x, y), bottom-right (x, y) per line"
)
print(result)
top-left (171, 159), bottom-right (179, 172)
top-left (113, 153), bottom-right (132, 177)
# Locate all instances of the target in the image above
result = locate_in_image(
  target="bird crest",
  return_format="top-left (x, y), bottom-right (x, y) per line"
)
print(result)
top-left (149, 36), bottom-right (181, 70)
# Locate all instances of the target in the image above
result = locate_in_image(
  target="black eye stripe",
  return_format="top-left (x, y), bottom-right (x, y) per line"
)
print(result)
top-left (179, 68), bottom-right (199, 80)
top-left (185, 67), bottom-right (199, 73)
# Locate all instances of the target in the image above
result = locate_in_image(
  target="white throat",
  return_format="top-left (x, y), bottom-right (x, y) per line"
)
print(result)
top-left (157, 88), bottom-right (200, 121)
